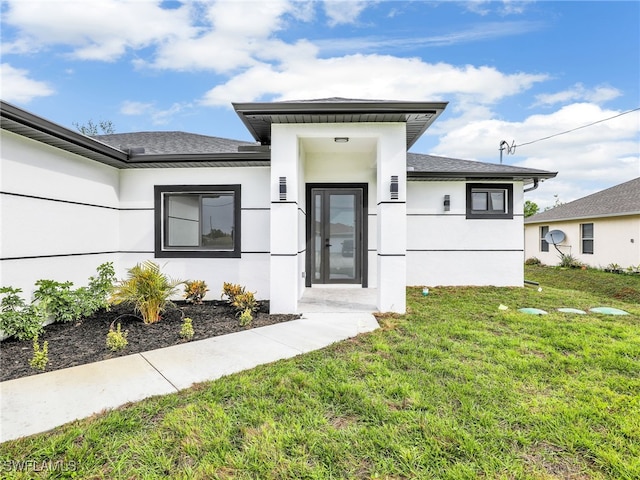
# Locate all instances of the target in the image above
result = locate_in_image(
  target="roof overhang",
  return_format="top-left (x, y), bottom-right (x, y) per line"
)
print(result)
top-left (407, 171), bottom-right (558, 184)
top-left (1, 100), bottom-right (130, 168)
top-left (232, 99), bottom-right (448, 149)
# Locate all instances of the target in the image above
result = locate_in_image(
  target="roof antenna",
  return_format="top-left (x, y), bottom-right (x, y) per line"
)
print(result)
top-left (499, 140), bottom-right (516, 164)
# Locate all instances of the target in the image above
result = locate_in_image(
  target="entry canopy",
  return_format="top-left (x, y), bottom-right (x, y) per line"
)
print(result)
top-left (233, 98), bottom-right (448, 149)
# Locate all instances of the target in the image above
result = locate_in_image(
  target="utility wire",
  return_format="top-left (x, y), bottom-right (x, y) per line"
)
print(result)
top-left (515, 106), bottom-right (640, 148)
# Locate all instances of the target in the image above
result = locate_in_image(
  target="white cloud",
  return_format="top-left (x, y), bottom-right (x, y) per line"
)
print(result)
top-left (534, 83), bottom-right (622, 107)
top-left (323, 0), bottom-right (368, 26)
top-left (431, 103), bottom-right (640, 209)
top-left (2, 0), bottom-right (195, 61)
top-left (201, 54), bottom-right (548, 105)
top-left (120, 99), bottom-right (192, 125)
top-left (0, 63), bottom-right (54, 103)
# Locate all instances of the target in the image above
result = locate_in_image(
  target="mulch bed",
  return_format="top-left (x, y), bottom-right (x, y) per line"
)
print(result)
top-left (0, 301), bottom-right (298, 382)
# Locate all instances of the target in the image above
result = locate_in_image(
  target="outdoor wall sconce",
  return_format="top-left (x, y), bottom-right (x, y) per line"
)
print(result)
top-left (390, 175), bottom-right (399, 200)
top-left (444, 194), bottom-right (450, 211)
top-left (334, 137), bottom-right (349, 143)
top-left (279, 176), bottom-right (287, 201)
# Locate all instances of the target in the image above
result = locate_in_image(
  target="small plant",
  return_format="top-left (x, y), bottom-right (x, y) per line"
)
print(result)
top-left (87, 262), bottom-right (116, 311)
top-left (222, 283), bottom-right (259, 326)
top-left (110, 261), bottom-right (183, 324)
top-left (605, 263), bottom-right (623, 274)
top-left (33, 279), bottom-right (84, 322)
top-left (180, 317), bottom-right (195, 340)
top-left (558, 254), bottom-right (583, 269)
top-left (29, 336), bottom-right (49, 371)
top-left (106, 323), bottom-right (128, 351)
top-left (238, 308), bottom-right (253, 327)
top-left (524, 257), bottom-right (542, 266)
top-left (0, 287), bottom-right (45, 340)
top-left (222, 282), bottom-right (245, 304)
top-left (232, 291), bottom-right (258, 316)
top-left (184, 280), bottom-right (209, 304)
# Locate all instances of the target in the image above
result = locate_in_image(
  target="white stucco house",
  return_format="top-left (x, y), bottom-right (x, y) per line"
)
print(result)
top-left (1, 98), bottom-right (556, 313)
top-left (525, 177), bottom-right (640, 269)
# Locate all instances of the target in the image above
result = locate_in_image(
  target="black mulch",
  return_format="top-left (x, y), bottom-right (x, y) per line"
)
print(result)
top-left (0, 301), bottom-right (298, 382)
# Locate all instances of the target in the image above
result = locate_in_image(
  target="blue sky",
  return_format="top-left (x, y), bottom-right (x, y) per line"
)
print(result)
top-left (2, 0), bottom-right (638, 209)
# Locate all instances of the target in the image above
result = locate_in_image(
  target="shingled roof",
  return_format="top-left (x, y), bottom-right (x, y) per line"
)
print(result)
top-left (407, 153), bottom-right (556, 183)
top-left (525, 177), bottom-right (640, 223)
top-left (94, 131), bottom-right (257, 155)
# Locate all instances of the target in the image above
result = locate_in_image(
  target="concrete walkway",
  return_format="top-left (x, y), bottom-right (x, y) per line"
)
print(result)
top-left (1, 306), bottom-right (379, 443)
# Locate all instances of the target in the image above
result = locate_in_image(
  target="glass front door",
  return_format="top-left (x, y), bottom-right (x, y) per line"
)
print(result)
top-left (309, 187), bottom-right (364, 284)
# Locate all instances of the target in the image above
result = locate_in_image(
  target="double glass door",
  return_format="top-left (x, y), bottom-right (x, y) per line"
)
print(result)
top-left (309, 187), bottom-right (364, 285)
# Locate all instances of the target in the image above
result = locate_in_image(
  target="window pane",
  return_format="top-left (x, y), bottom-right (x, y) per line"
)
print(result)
top-left (167, 195), bottom-right (199, 247)
top-left (201, 194), bottom-right (234, 250)
top-left (583, 239), bottom-right (594, 254)
top-left (540, 226), bottom-right (549, 252)
top-left (471, 192), bottom-right (488, 210)
top-left (582, 223), bottom-right (593, 238)
top-left (489, 191), bottom-right (505, 212)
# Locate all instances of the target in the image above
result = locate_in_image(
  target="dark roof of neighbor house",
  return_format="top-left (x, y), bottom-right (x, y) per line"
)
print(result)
top-left (1, 99), bottom-right (556, 183)
top-left (525, 177), bottom-right (640, 223)
top-left (232, 97), bottom-right (448, 149)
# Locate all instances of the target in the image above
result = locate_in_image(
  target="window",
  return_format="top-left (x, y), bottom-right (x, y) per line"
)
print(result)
top-left (581, 223), bottom-right (594, 254)
top-left (540, 226), bottom-right (549, 252)
top-left (154, 185), bottom-right (241, 258)
top-left (466, 183), bottom-right (513, 219)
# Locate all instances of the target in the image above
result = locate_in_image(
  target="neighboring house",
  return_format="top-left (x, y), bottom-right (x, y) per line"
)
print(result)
top-left (1, 98), bottom-right (556, 314)
top-left (524, 177), bottom-right (640, 268)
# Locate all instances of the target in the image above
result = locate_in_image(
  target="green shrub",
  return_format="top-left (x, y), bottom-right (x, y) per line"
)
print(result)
top-left (32, 263), bottom-right (116, 323)
top-left (238, 308), bottom-right (253, 327)
top-left (524, 257), bottom-right (542, 266)
top-left (232, 291), bottom-right (257, 315)
top-left (0, 287), bottom-right (45, 341)
top-left (184, 280), bottom-right (208, 304)
top-left (180, 317), bottom-right (194, 340)
top-left (110, 261), bottom-right (183, 324)
top-left (29, 336), bottom-right (49, 371)
top-left (106, 323), bottom-right (128, 351)
top-left (33, 279), bottom-right (84, 322)
top-left (559, 254), bottom-right (583, 269)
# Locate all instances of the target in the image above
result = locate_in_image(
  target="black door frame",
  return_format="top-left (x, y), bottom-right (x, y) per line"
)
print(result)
top-left (305, 183), bottom-right (368, 287)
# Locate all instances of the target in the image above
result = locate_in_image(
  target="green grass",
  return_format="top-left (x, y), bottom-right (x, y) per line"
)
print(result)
top-left (1, 268), bottom-right (639, 479)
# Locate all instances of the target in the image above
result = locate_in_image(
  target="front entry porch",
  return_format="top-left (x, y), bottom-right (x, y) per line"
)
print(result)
top-left (298, 287), bottom-right (378, 313)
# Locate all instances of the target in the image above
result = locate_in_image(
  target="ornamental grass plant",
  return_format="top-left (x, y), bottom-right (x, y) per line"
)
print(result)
top-left (110, 261), bottom-right (182, 324)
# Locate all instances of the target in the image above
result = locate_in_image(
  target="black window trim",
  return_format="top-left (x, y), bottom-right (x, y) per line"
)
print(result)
top-left (154, 184), bottom-right (241, 258)
top-left (465, 183), bottom-right (514, 219)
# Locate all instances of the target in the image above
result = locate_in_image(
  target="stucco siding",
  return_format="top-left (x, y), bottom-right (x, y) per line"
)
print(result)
top-left (1, 131), bottom-right (120, 295)
top-left (525, 216), bottom-right (640, 268)
top-left (406, 180), bottom-right (525, 286)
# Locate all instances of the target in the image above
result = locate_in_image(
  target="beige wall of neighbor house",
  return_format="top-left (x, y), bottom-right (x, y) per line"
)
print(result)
top-left (1, 130), bottom-right (120, 296)
top-left (406, 180), bottom-right (526, 286)
top-left (525, 216), bottom-right (640, 268)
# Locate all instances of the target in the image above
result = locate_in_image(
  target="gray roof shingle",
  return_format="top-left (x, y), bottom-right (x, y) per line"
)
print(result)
top-left (94, 131), bottom-right (257, 155)
top-left (407, 153), bottom-right (556, 179)
top-left (525, 177), bottom-right (640, 223)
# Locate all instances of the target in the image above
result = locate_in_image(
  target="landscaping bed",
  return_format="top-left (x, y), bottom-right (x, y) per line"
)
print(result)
top-left (0, 301), bottom-right (298, 382)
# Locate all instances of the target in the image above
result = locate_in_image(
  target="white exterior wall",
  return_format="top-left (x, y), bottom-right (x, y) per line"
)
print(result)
top-left (525, 216), bottom-right (640, 268)
top-left (406, 180), bottom-right (525, 286)
top-left (119, 167), bottom-right (271, 300)
top-left (1, 131), bottom-right (120, 297)
top-left (269, 123), bottom-right (407, 313)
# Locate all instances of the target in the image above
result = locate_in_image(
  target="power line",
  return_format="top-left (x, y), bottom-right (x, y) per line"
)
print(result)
top-left (516, 106), bottom-right (640, 148)
top-left (499, 106), bottom-right (640, 161)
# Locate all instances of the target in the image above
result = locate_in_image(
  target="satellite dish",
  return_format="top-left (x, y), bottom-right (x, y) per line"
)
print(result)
top-left (545, 230), bottom-right (565, 245)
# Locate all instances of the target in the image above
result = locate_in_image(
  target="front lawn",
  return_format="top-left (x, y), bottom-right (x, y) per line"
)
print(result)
top-left (1, 268), bottom-right (638, 479)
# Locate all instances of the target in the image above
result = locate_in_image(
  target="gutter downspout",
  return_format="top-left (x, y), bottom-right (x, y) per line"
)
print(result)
top-left (524, 178), bottom-right (539, 193)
